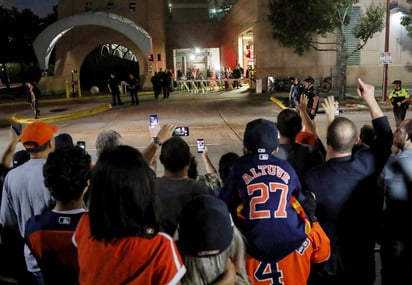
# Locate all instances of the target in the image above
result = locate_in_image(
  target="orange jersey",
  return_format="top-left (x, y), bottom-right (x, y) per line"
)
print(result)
top-left (245, 222), bottom-right (330, 285)
top-left (74, 214), bottom-right (186, 285)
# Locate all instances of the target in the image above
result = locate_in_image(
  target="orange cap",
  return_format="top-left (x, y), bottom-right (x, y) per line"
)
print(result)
top-left (21, 121), bottom-right (58, 149)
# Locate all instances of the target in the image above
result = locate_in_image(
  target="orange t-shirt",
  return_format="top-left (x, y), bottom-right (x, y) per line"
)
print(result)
top-left (74, 214), bottom-right (186, 285)
top-left (245, 222), bottom-right (330, 285)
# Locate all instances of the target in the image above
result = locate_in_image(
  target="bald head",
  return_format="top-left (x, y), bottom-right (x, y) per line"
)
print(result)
top-left (326, 117), bottom-right (358, 153)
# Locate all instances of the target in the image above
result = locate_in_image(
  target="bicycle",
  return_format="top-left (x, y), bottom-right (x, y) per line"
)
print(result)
top-left (317, 77), bottom-right (332, 93)
top-left (267, 76), bottom-right (291, 93)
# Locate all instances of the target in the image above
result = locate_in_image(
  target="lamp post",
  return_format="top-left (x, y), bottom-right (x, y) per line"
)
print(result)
top-left (382, 0), bottom-right (391, 102)
top-left (382, 0), bottom-right (398, 101)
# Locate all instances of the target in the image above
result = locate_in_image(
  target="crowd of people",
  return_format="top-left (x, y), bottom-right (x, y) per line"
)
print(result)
top-left (0, 77), bottom-right (411, 285)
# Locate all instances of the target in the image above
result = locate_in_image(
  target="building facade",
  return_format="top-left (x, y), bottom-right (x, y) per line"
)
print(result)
top-left (35, 0), bottom-right (412, 94)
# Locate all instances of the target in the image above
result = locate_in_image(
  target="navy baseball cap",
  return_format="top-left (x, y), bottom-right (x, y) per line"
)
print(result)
top-left (177, 195), bottom-right (234, 257)
top-left (12, 150), bottom-right (30, 168)
top-left (243, 118), bottom-right (279, 154)
top-left (303, 76), bottom-right (315, 84)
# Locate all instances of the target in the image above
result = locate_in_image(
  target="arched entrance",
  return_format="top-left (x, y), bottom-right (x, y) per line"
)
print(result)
top-left (32, 12), bottom-right (152, 93)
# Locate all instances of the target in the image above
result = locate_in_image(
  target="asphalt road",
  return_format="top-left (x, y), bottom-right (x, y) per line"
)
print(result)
top-left (0, 86), bottom-right (398, 174)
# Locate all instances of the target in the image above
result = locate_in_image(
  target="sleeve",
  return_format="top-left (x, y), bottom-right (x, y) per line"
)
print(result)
top-left (72, 214), bottom-right (88, 248)
top-left (218, 167), bottom-right (241, 219)
top-left (309, 222), bottom-right (331, 263)
top-left (370, 117), bottom-right (393, 172)
top-left (388, 90), bottom-right (394, 100)
top-left (157, 233), bottom-right (186, 285)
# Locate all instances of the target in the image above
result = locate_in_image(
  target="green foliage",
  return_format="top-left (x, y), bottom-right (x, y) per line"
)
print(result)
top-left (268, 0), bottom-right (337, 55)
top-left (268, 0), bottom-right (384, 57)
top-left (268, 0), bottom-right (384, 99)
top-left (352, 4), bottom-right (385, 43)
top-left (0, 5), bottom-right (57, 62)
top-left (401, 16), bottom-right (412, 38)
top-left (397, 0), bottom-right (412, 41)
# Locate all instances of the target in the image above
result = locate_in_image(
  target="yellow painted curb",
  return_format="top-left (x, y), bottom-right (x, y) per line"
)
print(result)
top-left (12, 104), bottom-right (112, 124)
top-left (270, 96), bottom-right (287, 110)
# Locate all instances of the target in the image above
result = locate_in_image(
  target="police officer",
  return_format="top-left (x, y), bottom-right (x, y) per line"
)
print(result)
top-left (303, 76), bottom-right (319, 120)
top-left (388, 80), bottom-right (410, 127)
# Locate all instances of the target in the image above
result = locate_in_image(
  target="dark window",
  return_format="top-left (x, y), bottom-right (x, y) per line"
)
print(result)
top-left (129, 1), bottom-right (136, 12)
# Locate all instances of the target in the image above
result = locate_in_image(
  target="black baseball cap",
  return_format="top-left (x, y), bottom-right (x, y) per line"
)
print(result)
top-left (392, 80), bottom-right (402, 85)
top-left (303, 76), bottom-right (315, 84)
top-left (12, 150), bottom-right (30, 168)
top-left (177, 195), bottom-right (234, 257)
top-left (243, 118), bottom-right (279, 154)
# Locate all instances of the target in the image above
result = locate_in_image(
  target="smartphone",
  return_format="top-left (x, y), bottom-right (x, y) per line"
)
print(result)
top-left (11, 123), bottom-right (22, 136)
top-left (334, 101), bottom-right (340, 116)
top-left (197, 138), bottom-right (205, 153)
top-left (173, 126), bottom-right (189, 136)
top-left (77, 141), bottom-right (86, 151)
top-left (149, 114), bottom-right (159, 128)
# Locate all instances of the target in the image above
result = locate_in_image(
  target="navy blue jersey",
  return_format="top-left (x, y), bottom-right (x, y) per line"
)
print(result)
top-left (25, 209), bottom-right (85, 237)
top-left (219, 153), bottom-right (308, 262)
top-left (25, 209), bottom-right (86, 285)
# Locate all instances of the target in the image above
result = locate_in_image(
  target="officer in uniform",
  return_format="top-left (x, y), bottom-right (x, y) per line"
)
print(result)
top-left (388, 80), bottom-right (410, 127)
top-left (303, 76), bottom-right (319, 120)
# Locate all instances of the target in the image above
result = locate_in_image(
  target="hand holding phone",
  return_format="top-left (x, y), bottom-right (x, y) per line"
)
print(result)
top-left (149, 114), bottom-right (159, 129)
top-left (77, 141), bottom-right (86, 151)
top-left (197, 139), bottom-right (205, 153)
top-left (173, 126), bottom-right (189, 136)
top-left (149, 114), bottom-right (160, 138)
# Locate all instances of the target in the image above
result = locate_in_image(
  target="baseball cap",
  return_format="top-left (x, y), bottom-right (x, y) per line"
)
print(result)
top-left (243, 118), bottom-right (279, 153)
top-left (177, 195), bottom-right (234, 257)
top-left (303, 76), bottom-right (315, 84)
top-left (20, 121), bottom-right (58, 149)
top-left (12, 150), bottom-right (30, 168)
top-left (392, 80), bottom-right (402, 85)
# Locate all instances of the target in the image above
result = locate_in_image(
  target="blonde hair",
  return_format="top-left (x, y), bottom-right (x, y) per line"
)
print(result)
top-left (181, 227), bottom-right (250, 285)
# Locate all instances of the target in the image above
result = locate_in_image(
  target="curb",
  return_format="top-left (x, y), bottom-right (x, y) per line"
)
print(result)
top-left (270, 96), bottom-right (287, 110)
top-left (12, 103), bottom-right (112, 124)
top-left (270, 95), bottom-right (392, 113)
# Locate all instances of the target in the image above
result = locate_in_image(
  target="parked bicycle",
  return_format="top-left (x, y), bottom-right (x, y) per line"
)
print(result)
top-left (317, 76), bottom-right (332, 93)
top-left (266, 76), bottom-right (292, 93)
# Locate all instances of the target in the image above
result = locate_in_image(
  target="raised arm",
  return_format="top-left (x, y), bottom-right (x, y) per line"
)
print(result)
top-left (142, 124), bottom-right (175, 163)
top-left (296, 94), bottom-right (316, 134)
top-left (321, 96), bottom-right (337, 126)
top-left (357, 78), bottom-right (384, 120)
top-left (1, 126), bottom-right (21, 168)
top-left (201, 146), bottom-right (218, 174)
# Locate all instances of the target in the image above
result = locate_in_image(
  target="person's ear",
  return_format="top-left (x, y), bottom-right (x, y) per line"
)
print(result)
top-left (272, 147), bottom-right (279, 154)
top-left (49, 139), bottom-right (55, 150)
top-left (83, 180), bottom-right (90, 195)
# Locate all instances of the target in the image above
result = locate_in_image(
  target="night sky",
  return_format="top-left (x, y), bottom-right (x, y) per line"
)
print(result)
top-left (0, 0), bottom-right (58, 16)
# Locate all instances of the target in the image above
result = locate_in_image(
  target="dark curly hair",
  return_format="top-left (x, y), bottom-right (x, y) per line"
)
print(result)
top-left (43, 146), bottom-right (91, 204)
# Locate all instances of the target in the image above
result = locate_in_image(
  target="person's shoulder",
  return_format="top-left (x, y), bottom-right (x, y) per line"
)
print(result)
top-left (24, 210), bottom-right (53, 237)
